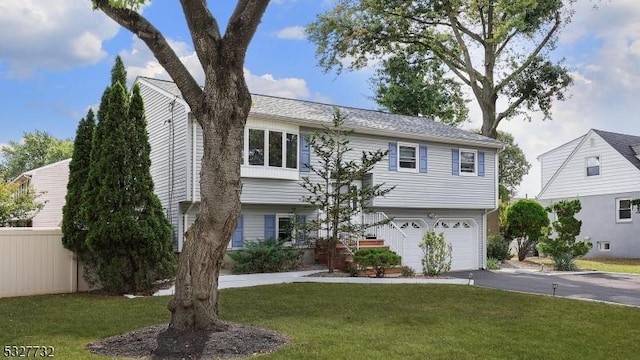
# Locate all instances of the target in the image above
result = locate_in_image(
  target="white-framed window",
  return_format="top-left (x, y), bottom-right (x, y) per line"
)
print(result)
top-left (616, 198), bottom-right (632, 223)
top-left (459, 149), bottom-right (477, 176)
top-left (398, 143), bottom-right (418, 172)
top-left (243, 120), bottom-right (299, 180)
top-left (276, 214), bottom-right (296, 241)
top-left (597, 241), bottom-right (611, 251)
top-left (586, 156), bottom-right (600, 177)
top-left (246, 128), bottom-right (298, 169)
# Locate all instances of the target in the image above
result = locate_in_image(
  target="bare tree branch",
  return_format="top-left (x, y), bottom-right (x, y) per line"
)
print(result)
top-left (93, 0), bottom-right (204, 114)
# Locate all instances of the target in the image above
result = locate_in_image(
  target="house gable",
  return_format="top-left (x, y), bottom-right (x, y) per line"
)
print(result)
top-left (538, 129), bottom-right (640, 199)
top-left (537, 135), bottom-right (584, 190)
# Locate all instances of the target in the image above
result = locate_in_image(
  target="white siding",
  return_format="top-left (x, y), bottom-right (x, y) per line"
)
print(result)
top-left (538, 136), bottom-right (583, 189)
top-left (28, 160), bottom-right (70, 227)
top-left (539, 132), bottom-right (640, 199)
top-left (139, 81), bottom-right (190, 244)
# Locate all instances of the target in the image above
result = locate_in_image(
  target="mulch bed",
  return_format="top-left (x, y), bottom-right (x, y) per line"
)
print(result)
top-left (87, 322), bottom-right (288, 359)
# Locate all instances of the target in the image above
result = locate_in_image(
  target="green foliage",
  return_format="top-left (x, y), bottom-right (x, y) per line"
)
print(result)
top-left (497, 131), bottom-right (531, 197)
top-left (228, 238), bottom-right (303, 274)
top-left (372, 45), bottom-right (469, 126)
top-left (0, 179), bottom-right (44, 227)
top-left (400, 266), bottom-right (416, 277)
top-left (353, 248), bottom-right (401, 278)
top-left (307, 0), bottom-right (575, 137)
top-left (486, 257), bottom-right (501, 270)
top-left (62, 110), bottom-right (95, 255)
top-left (0, 130), bottom-right (73, 181)
top-left (487, 233), bottom-right (511, 261)
top-left (537, 199), bottom-right (592, 270)
top-left (504, 199), bottom-right (549, 261)
top-left (301, 108), bottom-right (394, 272)
top-left (419, 230), bottom-right (452, 276)
top-left (552, 253), bottom-right (578, 271)
top-left (81, 59), bottom-right (175, 293)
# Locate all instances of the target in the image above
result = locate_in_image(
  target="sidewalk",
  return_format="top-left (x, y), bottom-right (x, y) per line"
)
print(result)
top-left (154, 270), bottom-right (472, 296)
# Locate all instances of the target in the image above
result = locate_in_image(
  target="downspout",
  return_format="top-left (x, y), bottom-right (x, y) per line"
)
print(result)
top-left (482, 148), bottom-right (503, 269)
top-left (180, 115), bottom-right (198, 252)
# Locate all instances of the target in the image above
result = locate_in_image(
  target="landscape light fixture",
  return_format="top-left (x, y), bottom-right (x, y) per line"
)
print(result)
top-left (468, 272), bottom-right (473, 285)
top-left (552, 282), bottom-right (558, 297)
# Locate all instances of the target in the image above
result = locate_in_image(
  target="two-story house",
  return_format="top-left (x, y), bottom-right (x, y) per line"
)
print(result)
top-left (10, 159), bottom-right (70, 227)
top-left (136, 77), bottom-right (503, 272)
top-left (537, 129), bottom-right (640, 258)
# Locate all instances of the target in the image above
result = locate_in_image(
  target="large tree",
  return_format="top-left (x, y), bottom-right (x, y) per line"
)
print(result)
top-left (497, 131), bottom-right (531, 197)
top-left (308, 0), bottom-right (575, 138)
top-left (372, 45), bottom-right (469, 126)
top-left (92, 0), bottom-right (269, 330)
top-left (1, 131), bottom-right (73, 180)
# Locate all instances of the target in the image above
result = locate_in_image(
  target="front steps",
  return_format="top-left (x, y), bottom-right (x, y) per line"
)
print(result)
top-left (316, 239), bottom-right (389, 271)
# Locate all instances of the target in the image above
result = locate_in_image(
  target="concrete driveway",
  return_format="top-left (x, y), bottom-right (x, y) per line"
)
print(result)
top-left (447, 269), bottom-right (640, 307)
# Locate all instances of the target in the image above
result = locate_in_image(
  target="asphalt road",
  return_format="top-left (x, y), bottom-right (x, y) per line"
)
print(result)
top-left (447, 270), bottom-right (640, 307)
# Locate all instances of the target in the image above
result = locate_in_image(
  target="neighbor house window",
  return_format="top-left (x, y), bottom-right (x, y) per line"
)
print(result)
top-left (586, 156), bottom-right (600, 177)
top-left (246, 128), bottom-right (298, 169)
top-left (398, 143), bottom-right (418, 171)
top-left (597, 241), bottom-right (611, 251)
top-left (460, 149), bottom-right (477, 175)
top-left (617, 198), bottom-right (632, 222)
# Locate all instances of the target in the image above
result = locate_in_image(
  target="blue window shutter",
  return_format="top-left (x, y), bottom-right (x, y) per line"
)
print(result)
top-left (478, 151), bottom-right (485, 177)
top-left (419, 145), bottom-right (428, 173)
top-left (296, 215), bottom-right (306, 243)
top-left (232, 215), bottom-right (244, 247)
top-left (452, 148), bottom-right (459, 175)
top-left (264, 214), bottom-right (276, 239)
top-left (299, 135), bottom-right (310, 173)
top-left (388, 142), bottom-right (397, 171)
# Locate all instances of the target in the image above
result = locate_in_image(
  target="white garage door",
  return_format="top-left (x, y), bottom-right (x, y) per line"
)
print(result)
top-left (434, 219), bottom-right (478, 271)
top-left (397, 219), bottom-right (428, 273)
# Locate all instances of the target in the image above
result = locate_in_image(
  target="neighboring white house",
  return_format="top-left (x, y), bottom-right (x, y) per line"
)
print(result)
top-left (537, 129), bottom-right (640, 258)
top-left (136, 77), bottom-right (504, 272)
top-left (11, 159), bottom-right (70, 227)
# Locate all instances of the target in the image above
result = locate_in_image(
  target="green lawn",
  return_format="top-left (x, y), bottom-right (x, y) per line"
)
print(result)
top-left (528, 257), bottom-right (640, 274)
top-left (2, 284), bottom-right (640, 359)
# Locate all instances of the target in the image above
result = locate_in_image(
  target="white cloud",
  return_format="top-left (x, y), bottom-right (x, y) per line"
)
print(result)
top-left (276, 26), bottom-right (307, 40)
top-left (121, 36), bottom-right (312, 100)
top-left (0, 0), bottom-right (119, 78)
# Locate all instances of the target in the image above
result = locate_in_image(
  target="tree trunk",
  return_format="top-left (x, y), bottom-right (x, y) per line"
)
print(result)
top-left (167, 71), bottom-right (249, 331)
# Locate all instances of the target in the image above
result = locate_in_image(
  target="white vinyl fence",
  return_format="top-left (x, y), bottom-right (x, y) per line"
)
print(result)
top-left (0, 228), bottom-right (88, 298)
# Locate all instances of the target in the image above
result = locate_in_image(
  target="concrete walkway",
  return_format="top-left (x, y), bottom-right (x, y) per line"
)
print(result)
top-left (153, 270), bottom-right (472, 296)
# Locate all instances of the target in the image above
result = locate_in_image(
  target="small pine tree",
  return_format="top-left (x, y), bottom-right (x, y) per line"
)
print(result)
top-left (61, 109), bottom-right (95, 256)
top-left (301, 108), bottom-right (394, 272)
top-left (537, 199), bottom-right (592, 270)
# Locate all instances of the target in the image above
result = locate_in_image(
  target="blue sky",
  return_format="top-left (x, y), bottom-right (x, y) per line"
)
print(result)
top-left (1, 0), bottom-right (639, 198)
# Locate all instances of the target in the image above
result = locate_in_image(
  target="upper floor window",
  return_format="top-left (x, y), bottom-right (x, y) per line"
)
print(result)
top-left (586, 156), bottom-right (600, 177)
top-left (460, 149), bottom-right (477, 175)
top-left (389, 142), bottom-right (427, 173)
top-left (246, 128), bottom-right (298, 170)
top-left (398, 143), bottom-right (418, 171)
top-left (617, 198), bottom-right (632, 223)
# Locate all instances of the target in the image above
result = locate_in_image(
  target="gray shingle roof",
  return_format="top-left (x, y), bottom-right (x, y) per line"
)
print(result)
top-left (139, 77), bottom-right (502, 148)
top-left (593, 129), bottom-right (640, 171)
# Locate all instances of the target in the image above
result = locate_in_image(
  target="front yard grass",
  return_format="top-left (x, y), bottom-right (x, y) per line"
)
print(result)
top-left (2, 284), bottom-right (640, 359)
top-left (528, 257), bottom-right (640, 274)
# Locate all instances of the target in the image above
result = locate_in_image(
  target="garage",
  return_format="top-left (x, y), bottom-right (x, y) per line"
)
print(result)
top-left (396, 219), bottom-right (429, 273)
top-left (433, 219), bottom-right (478, 271)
